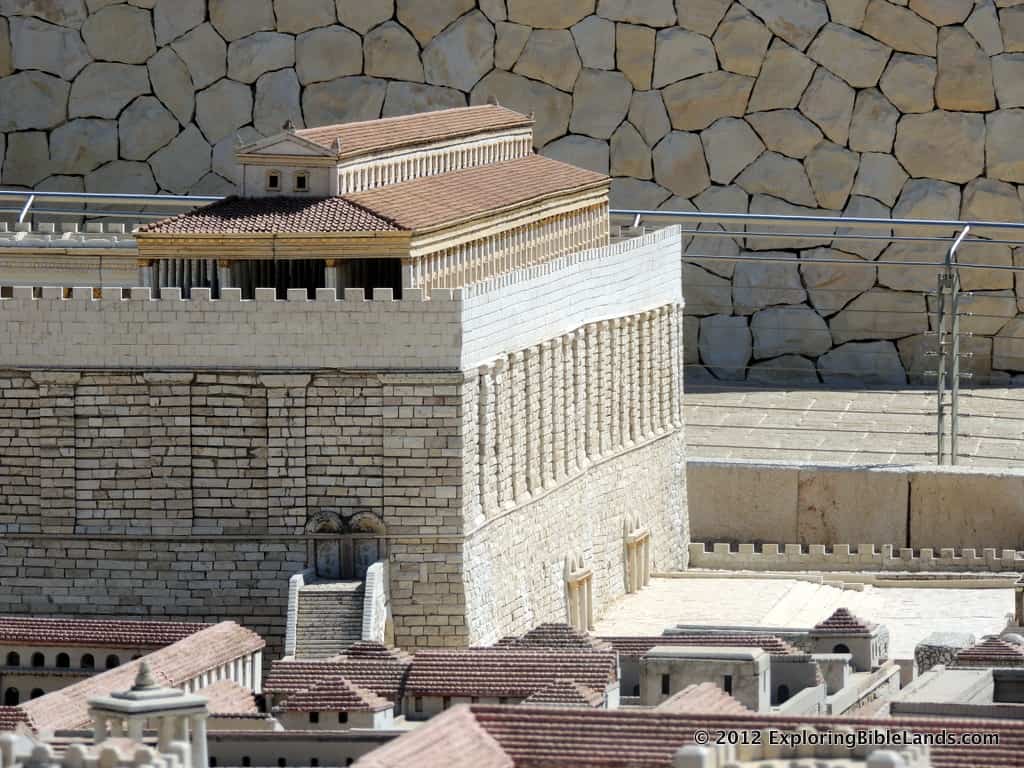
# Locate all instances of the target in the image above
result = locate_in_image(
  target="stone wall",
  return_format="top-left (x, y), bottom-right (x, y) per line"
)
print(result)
top-left (0, 369), bottom-right (466, 653)
top-left (688, 458), bottom-right (1024, 551)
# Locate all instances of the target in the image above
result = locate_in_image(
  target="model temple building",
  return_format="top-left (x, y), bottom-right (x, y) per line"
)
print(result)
top-left (0, 105), bottom-right (688, 656)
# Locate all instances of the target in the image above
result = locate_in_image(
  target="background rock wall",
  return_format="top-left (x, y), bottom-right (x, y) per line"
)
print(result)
top-left (4, 0), bottom-right (1024, 382)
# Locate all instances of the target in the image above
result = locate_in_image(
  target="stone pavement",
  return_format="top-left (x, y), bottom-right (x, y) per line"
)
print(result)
top-left (593, 577), bottom-right (1014, 659)
top-left (684, 381), bottom-right (1024, 467)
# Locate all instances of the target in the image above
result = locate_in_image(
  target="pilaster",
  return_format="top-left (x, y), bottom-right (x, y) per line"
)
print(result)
top-left (261, 374), bottom-right (311, 535)
top-left (32, 371), bottom-right (79, 535)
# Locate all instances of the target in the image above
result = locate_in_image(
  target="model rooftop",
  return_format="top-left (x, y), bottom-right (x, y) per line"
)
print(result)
top-left (0, 617), bottom-right (209, 648)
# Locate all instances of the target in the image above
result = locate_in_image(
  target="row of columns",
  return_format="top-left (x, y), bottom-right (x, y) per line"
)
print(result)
top-left (476, 304), bottom-right (684, 517)
top-left (565, 556), bottom-right (594, 633)
top-left (411, 203), bottom-right (609, 291)
top-left (138, 259), bottom-right (323, 299)
top-left (338, 135), bottom-right (533, 194)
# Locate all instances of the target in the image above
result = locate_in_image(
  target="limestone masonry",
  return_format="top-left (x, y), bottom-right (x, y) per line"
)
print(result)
top-left (5, 0), bottom-right (1024, 383)
top-left (0, 106), bottom-right (688, 655)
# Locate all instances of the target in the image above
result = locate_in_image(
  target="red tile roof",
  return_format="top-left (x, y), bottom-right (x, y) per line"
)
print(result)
top-left (810, 608), bottom-right (878, 636)
top-left (0, 706), bottom-right (28, 732)
top-left (199, 679), bottom-right (259, 716)
top-left (294, 105), bottom-right (533, 159)
top-left (0, 616), bottom-right (208, 648)
top-left (521, 680), bottom-right (603, 708)
top-left (18, 622), bottom-right (264, 733)
top-left (265, 652), bottom-right (410, 705)
top-left (353, 704), bottom-right (1024, 768)
top-left (495, 624), bottom-right (611, 652)
top-left (347, 155), bottom-right (607, 232)
top-left (404, 649), bottom-right (617, 699)
top-left (355, 705), bottom-right (512, 768)
top-left (137, 196), bottom-right (402, 235)
top-left (600, 634), bottom-right (801, 659)
top-left (952, 636), bottom-right (1024, 668)
top-left (656, 683), bottom-right (753, 716)
top-left (275, 677), bottom-right (392, 713)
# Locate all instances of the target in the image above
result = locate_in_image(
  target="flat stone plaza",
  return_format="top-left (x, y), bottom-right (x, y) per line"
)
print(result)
top-left (594, 577), bottom-right (1014, 660)
top-left (685, 381), bottom-right (1024, 467)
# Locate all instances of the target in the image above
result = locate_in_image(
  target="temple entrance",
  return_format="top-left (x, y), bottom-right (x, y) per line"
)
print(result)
top-left (306, 510), bottom-right (386, 580)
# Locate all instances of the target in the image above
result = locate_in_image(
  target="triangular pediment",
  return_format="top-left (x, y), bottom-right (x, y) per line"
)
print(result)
top-left (237, 133), bottom-right (335, 158)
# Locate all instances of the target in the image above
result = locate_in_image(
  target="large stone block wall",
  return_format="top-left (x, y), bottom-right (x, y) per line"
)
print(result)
top-left (5, 0), bottom-right (1024, 383)
top-left (0, 369), bottom-right (467, 652)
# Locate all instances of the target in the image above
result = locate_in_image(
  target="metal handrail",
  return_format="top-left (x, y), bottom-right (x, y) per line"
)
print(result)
top-left (0, 189), bottom-right (224, 224)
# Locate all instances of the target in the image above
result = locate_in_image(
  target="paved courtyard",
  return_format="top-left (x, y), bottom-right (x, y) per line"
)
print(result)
top-left (593, 577), bottom-right (1014, 659)
top-left (684, 381), bottom-right (1024, 467)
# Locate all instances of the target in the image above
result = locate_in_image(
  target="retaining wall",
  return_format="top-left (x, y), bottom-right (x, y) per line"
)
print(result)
top-left (688, 459), bottom-right (1024, 551)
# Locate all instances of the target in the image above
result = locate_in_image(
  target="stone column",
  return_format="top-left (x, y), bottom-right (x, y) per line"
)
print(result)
top-left (618, 318), bottom-right (630, 448)
top-left (93, 715), bottom-right (110, 743)
top-left (598, 321), bottom-right (612, 456)
top-left (639, 311), bottom-right (651, 439)
top-left (584, 575), bottom-right (594, 631)
top-left (673, 304), bottom-right (685, 428)
top-left (509, 352), bottom-right (529, 502)
top-left (538, 341), bottom-right (553, 488)
top-left (562, 336), bottom-right (576, 476)
top-left (260, 374), bottom-right (311, 535)
top-left (478, 364), bottom-right (496, 516)
top-left (145, 373), bottom-right (195, 534)
top-left (127, 717), bottom-right (144, 741)
top-left (401, 258), bottom-right (415, 290)
top-left (552, 337), bottom-right (566, 481)
top-left (217, 260), bottom-right (233, 293)
top-left (1016, 577), bottom-right (1024, 626)
top-left (324, 259), bottom-right (338, 291)
top-left (585, 324), bottom-right (599, 460)
top-left (524, 346), bottom-right (540, 495)
top-left (32, 371), bottom-right (80, 534)
top-left (610, 318), bottom-right (622, 454)
top-left (191, 715), bottom-right (208, 768)
top-left (492, 359), bottom-right (511, 510)
top-left (574, 330), bottom-right (587, 469)
top-left (138, 259), bottom-right (154, 289)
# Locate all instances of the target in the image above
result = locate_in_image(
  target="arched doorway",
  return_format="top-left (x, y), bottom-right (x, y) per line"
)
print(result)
top-left (307, 511), bottom-right (345, 580)
top-left (350, 513), bottom-right (386, 580)
top-left (306, 510), bottom-right (386, 580)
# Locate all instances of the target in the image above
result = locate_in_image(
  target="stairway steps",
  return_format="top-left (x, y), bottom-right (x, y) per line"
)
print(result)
top-left (294, 580), bottom-right (366, 659)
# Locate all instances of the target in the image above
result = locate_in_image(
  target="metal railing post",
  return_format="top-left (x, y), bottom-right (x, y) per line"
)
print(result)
top-left (16, 194), bottom-right (34, 224)
top-left (936, 271), bottom-right (948, 466)
top-left (937, 226), bottom-right (969, 465)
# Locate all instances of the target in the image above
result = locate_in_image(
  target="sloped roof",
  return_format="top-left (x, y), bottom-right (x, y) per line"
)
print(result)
top-left (655, 683), bottom-right (753, 716)
top-left (0, 616), bottom-right (208, 648)
top-left (274, 677), bottom-right (392, 713)
top-left (199, 679), bottom-right (259, 716)
top-left (346, 155), bottom-right (607, 232)
top-left (17, 622), bottom-right (264, 733)
top-left (600, 634), bottom-right (801, 659)
top-left (404, 649), bottom-right (617, 699)
top-left (0, 707), bottom-right (29, 732)
top-left (294, 105), bottom-right (533, 159)
top-left (137, 196), bottom-right (403, 235)
top-left (353, 704), bottom-right (1024, 768)
top-left (810, 608), bottom-right (878, 637)
top-left (265, 647), bottom-right (411, 704)
top-left (495, 624), bottom-right (612, 652)
top-left (952, 636), bottom-right (1024, 668)
top-left (521, 680), bottom-right (603, 708)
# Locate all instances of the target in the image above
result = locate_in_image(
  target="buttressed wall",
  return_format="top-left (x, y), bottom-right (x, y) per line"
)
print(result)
top-left (4, 1), bottom-right (1024, 384)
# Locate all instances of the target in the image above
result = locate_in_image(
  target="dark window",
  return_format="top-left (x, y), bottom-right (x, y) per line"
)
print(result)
top-left (338, 712), bottom-right (348, 724)
top-left (414, 697), bottom-right (423, 713)
top-left (209, 759), bottom-right (217, 767)
top-left (309, 711), bottom-right (319, 724)
top-left (723, 675), bottom-right (733, 695)
top-left (632, 684), bottom-right (640, 697)
top-left (310, 761), bottom-right (319, 767)
top-left (5, 652), bottom-right (19, 667)
top-left (777, 684), bottom-right (791, 704)
top-left (498, 697), bottom-right (508, 705)
top-left (56, 653), bottom-right (70, 668)
top-left (833, 644), bottom-right (850, 654)
top-left (661, 674), bottom-right (670, 695)
top-left (442, 697), bottom-right (451, 710)
top-left (470, 697), bottom-right (478, 703)
top-left (30, 688), bottom-right (44, 699)
top-left (242, 758), bottom-right (251, 767)
top-left (81, 654), bottom-right (94, 670)
top-left (267, 172), bottom-right (281, 191)
top-left (278, 759), bottom-right (286, 767)
top-left (31, 653), bottom-right (44, 668)
top-left (3, 688), bottom-right (18, 706)
top-left (294, 173), bottom-right (309, 192)
top-left (105, 655), bottom-right (120, 670)
top-left (345, 760), bottom-right (354, 767)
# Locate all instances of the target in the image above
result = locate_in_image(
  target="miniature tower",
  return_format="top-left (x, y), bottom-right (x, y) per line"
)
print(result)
top-left (87, 663), bottom-right (210, 768)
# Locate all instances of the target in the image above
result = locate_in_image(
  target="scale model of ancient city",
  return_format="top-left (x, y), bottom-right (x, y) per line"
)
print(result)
top-left (1, 2), bottom-right (1024, 767)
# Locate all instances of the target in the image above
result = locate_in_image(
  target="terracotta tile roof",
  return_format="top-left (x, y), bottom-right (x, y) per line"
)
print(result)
top-left (521, 680), bottom-right (603, 708)
top-left (275, 677), bottom-right (392, 713)
top-left (265, 654), bottom-right (410, 704)
top-left (810, 608), bottom-right (878, 636)
top-left (404, 649), bottom-right (617, 699)
top-left (340, 642), bottom-right (414, 663)
top-left (600, 634), bottom-right (801, 659)
top-left (0, 707), bottom-right (28, 732)
top-left (355, 705), bottom-right (513, 768)
top-left (0, 616), bottom-right (208, 648)
top-left (18, 622), bottom-right (263, 733)
top-left (294, 105), bottom-right (533, 159)
top-left (346, 155), bottom-right (608, 232)
top-left (655, 683), bottom-right (753, 716)
top-left (199, 679), bottom-right (259, 716)
top-left (137, 196), bottom-right (403, 235)
top-left (952, 636), bottom-right (1024, 668)
top-left (354, 704), bottom-right (1024, 768)
top-left (494, 624), bottom-right (612, 652)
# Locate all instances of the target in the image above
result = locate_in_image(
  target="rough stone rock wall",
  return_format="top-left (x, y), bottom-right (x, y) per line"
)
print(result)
top-left (4, 1), bottom-right (1024, 382)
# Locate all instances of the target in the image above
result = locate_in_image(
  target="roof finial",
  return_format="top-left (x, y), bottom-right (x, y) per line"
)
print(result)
top-left (132, 662), bottom-right (158, 692)
top-left (283, 120), bottom-right (296, 132)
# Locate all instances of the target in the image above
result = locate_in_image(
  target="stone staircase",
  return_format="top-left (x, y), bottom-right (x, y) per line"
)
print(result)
top-left (294, 580), bottom-right (365, 659)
